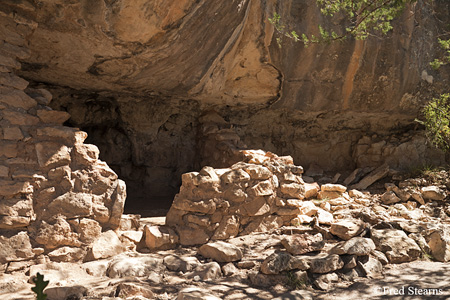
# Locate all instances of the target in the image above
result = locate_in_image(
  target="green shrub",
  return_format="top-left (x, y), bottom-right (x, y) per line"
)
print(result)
top-left (417, 94), bottom-right (450, 151)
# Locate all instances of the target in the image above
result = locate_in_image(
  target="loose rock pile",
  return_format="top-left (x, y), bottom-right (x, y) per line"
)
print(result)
top-left (0, 13), bottom-right (126, 266)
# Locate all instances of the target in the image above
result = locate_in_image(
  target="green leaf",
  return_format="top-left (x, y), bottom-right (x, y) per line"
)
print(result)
top-left (32, 272), bottom-right (49, 300)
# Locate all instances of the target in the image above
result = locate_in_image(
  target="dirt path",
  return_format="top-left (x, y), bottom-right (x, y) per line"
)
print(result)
top-left (315, 261), bottom-right (450, 300)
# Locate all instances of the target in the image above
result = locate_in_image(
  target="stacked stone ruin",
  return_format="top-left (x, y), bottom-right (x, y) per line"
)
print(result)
top-left (0, 13), bottom-right (126, 265)
top-left (166, 149), bottom-right (332, 245)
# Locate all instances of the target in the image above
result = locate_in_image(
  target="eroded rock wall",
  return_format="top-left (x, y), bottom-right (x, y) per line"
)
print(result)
top-left (0, 12), bottom-right (125, 264)
top-left (0, 0), bottom-right (449, 209)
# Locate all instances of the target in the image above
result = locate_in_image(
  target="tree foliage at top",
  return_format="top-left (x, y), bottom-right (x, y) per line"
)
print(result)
top-left (269, 0), bottom-right (416, 47)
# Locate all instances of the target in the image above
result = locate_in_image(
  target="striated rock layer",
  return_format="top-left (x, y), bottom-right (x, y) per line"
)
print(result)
top-left (0, 0), bottom-right (449, 208)
top-left (0, 12), bottom-right (126, 264)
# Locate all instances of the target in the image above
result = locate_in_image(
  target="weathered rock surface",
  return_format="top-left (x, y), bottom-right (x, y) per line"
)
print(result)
top-left (198, 241), bottom-right (243, 263)
top-left (0, 21), bottom-right (127, 264)
top-left (371, 229), bottom-right (422, 263)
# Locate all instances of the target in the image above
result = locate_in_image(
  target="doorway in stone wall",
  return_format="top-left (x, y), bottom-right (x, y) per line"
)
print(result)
top-left (47, 89), bottom-right (201, 217)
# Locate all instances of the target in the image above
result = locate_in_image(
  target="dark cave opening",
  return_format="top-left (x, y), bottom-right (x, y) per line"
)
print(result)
top-left (50, 90), bottom-right (202, 217)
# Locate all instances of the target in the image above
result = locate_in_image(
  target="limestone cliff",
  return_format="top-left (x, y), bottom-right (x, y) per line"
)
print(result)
top-left (1, 0), bottom-right (449, 209)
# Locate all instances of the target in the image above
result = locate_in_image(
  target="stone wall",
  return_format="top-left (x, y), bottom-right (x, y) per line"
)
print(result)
top-left (166, 149), bottom-right (325, 245)
top-left (0, 12), bottom-right (126, 264)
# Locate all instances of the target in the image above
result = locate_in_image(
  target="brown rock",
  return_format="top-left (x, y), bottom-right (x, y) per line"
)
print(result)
top-left (357, 256), bottom-right (383, 278)
top-left (428, 229), bottom-right (450, 262)
top-left (308, 253), bottom-right (344, 274)
top-left (48, 246), bottom-right (86, 262)
top-left (88, 230), bottom-right (124, 260)
top-left (317, 191), bottom-right (342, 200)
top-left (143, 225), bottom-right (179, 250)
top-left (321, 184), bottom-right (347, 193)
top-left (421, 186), bottom-right (446, 201)
top-left (35, 142), bottom-right (71, 168)
top-left (240, 215), bottom-right (284, 235)
top-left (381, 191), bottom-right (401, 205)
top-left (0, 231), bottom-right (34, 263)
top-left (0, 87), bottom-right (37, 110)
top-left (163, 255), bottom-right (200, 273)
top-left (248, 180), bottom-right (273, 196)
top-left (172, 198), bottom-right (216, 214)
top-left (198, 241), bottom-right (242, 262)
top-left (177, 226), bottom-right (210, 246)
top-left (304, 182), bottom-right (320, 199)
top-left (35, 218), bottom-right (82, 250)
top-left (36, 109), bottom-right (71, 124)
top-left (0, 197), bottom-right (33, 217)
top-left (330, 237), bottom-right (376, 256)
top-left (71, 144), bottom-right (100, 167)
top-left (0, 72), bottom-right (28, 90)
top-left (35, 127), bottom-right (87, 145)
top-left (0, 216), bottom-right (31, 229)
top-left (212, 215), bottom-right (240, 240)
top-left (330, 219), bottom-right (365, 240)
top-left (261, 252), bottom-right (294, 275)
top-left (221, 169), bottom-right (251, 184)
top-left (116, 282), bottom-right (154, 299)
top-left (76, 218), bottom-right (102, 243)
top-left (177, 288), bottom-right (221, 300)
top-left (0, 180), bottom-right (33, 197)
top-left (47, 192), bottom-right (93, 218)
top-left (191, 262), bottom-right (222, 280)
top-left (351, 164), bottom-right (389, 190)
top-left (3, 127), bottom-right (23, 140)
top-left (280, 182), bottom-right (305, 199)
top-left (243, 165), bottom-right (272, 180)
top-left (0, 166), bottom-right (8, 177)
top-left (281, 233), bottom-right (325, 255)
top-left (0, 141), bottom-right (18, 158)
top-left (107, 179), bottom-right (127, 228)
top-left (242, 196), bottom-right (270, 216)
top-left (371, 228), bottom-right (421, 263)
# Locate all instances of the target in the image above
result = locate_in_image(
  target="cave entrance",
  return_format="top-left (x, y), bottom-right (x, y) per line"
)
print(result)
top-left (52, 91), bottom-right (201, 217)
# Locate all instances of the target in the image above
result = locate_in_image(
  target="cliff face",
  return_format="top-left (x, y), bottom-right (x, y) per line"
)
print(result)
top-left (1, 0), bottom-right (449, 208)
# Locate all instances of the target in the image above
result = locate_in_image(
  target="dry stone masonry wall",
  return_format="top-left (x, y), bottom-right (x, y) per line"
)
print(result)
top-left (0, 12), bottom-right (126, 265)
top-left (166, 149), bottom-right (325, 245)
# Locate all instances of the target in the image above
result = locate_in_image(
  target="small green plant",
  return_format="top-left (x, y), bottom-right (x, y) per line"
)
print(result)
top-left (430, 38), bottom-right (450, 70)
top-left (32, 272), bottom-right (49, 300)
top-left (416, 94), bottom-right (450, 152)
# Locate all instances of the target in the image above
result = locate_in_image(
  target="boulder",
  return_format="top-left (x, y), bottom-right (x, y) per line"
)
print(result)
top-left (198, 241), bottom-right (242, 262)
top-left (177, 226), bottom-right (210, 246)
top-left (330, 237), bottom-right (376, 256)
top-left (281, 233), bottom-right (324, 255)
top-left (0, 231), bottom-right (34, 263)
top-left (357, 256), bottom-right (383, 278)
top-left (261, 252), bottom-right (295, 275)
top-left (308, 253), bottom-right (344, 274)
top-left (330, 219), bottom-right (365, 240)
top-left (427, 229), bottom-right (450, 262)
top-left (421, 186), bottom-right (446, 201)
top-left (88, 230), bottom-right (124, 260)
top-left (313, 272), bottom-right (339, 290)
top-left (190, 262), bottom-right (222, 281)
top-left (381, 191), bottom-right (401, 205)
top-left (163, 255), bottom-right (200, 273)
top-left (371, 229), bottom-right (421, 263)
top-left (107, 256), bottom-right (164, 278)
top-left (143, 225), bottom-right (179, 250)
top-left (47, 246), bottom-right (85, 262)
